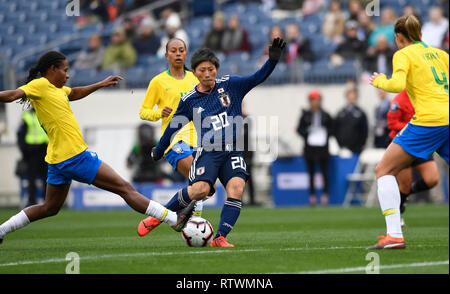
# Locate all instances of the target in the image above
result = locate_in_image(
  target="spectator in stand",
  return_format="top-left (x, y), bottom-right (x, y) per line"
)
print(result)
top-left (402, 5), bottom-right (422, 22)
top-left (347, 0), bottom-right (363, 21)
top-left (421, 6), bottom-right (449, 48)
top-left (365, 34), bottom-right (395, 74)
top-left (202, 11), bottom-right (226, 52)
top-left (356, 9), bottom-right (376, 42)
top-left (157, 12), bottom-right (189, 58)
top-left (331, 20), bottom-right (367, 66)
top-left (102, 27), bottom-right (137, 70)
top-left (258, 25), bottom-right (285, 67)
top-left (368, 7), bottom-right (397, 47)
top-left (221, 14), bottom-right (252, 54)
top-left (302, 0), bottom-right (325, 17)
top-left (373, 88), bottom-right (391, 149)
top-left (285, 22), bottom-right (314, 64)
top-left (334, 87), bottom-right (368, 155)
top-left (122, 17), bottom-right (138, 41)
top-left (74, 33), bottom-right (105, 70)
top-left (296, 90), bottom-right (333, 206)
top-left (322, 0), bottom-right (346, 45)
top-left (133, 17), bottom-right (160, 55)
top-left (87, 0), bottom-right (110, 24)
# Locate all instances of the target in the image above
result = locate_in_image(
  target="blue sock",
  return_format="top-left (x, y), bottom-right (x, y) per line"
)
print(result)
top-left (164, 187), bottom-right (191, 211)
top-left (216, 198), bottom-right (242, 238)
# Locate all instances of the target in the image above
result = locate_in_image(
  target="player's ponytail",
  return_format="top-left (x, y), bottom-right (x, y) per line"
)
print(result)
top-left (26, 51), bottom-right (67, 83)
top-left (395, 15), bottom-right (422, 43)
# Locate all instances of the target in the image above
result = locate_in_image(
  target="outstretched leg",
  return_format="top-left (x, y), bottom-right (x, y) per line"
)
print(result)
top-left (0, 183), bottom-right (70, 243)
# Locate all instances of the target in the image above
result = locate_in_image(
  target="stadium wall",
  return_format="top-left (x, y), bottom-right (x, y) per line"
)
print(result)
top-left (0, 83), bottom-right (385, 200)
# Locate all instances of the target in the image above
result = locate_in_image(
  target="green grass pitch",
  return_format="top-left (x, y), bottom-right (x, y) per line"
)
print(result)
top-left (0, 204), bottom-right (448, 274)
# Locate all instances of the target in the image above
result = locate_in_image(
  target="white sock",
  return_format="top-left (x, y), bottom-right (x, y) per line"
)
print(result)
top-left (145, 200), bottom-right (177, 226)
top-left (193, 200), bottom-right (203, 217)
top-left (0, 210), bottom-right (30, 239)
top-left (377, 175), bottom-right (403, 238)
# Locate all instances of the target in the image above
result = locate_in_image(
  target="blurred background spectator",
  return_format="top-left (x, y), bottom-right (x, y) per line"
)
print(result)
top-left (202, 11), bottom-right (226, 53)
top-left (331, 20), bottom-right (366, 66)
top-left (365, 35), bottom-right (395, 74)
top-left (122, 17), bottom-right (138, 40)
top-left (421, 6), bottom-right (449, 48)
top-left (285, 22), bottom-right (314, 64)
top-left (302, 0), bottom-right (325, 17)
top-left (102, 27), bottom-right (137, 70)
top-left (368, 7), bottom-right (397, 47)
top-left (133, 16), bottom-right (160, 55)
top-left (356, 9), bottom-right (376, 43)
top-left (157, 11), bottom-right (189, 58)
top-left (347, 0), bottom-right (363, 21)
top-left (259, 25), bottom-right (285, 65)
top-left (373, 89), bottom-right (391, 149)
top-left (74, 33), bottom-right (106, 70)
top-left (334, 86), bottom-right (368, 155)
top-left (321, 0), bottom-right (346, 45)
top-left (296, 90), bottom-right (333, 206)
top-left (222, 14), bottom-right (252, 54)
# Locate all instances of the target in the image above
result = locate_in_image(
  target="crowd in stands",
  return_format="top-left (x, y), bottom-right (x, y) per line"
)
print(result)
top-left (70, 0), bottom-right (449, 81)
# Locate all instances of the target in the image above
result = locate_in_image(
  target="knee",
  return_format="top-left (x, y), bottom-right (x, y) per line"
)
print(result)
top-left (424, 173), bottom-right (440, 188)
top-left (190, 182), bottom-right (210, 200)
top-left (226, 181), bottom-right (245, 199)
top-left (41, 203), bottom-right (60, 217)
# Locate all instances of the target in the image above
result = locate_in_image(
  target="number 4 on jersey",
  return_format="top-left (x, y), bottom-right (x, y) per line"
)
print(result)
top-left (431, 66), bottom-right (449, 94)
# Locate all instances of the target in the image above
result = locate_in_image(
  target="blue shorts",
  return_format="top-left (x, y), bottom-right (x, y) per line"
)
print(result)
top-left (188, 148), bottom-right (249, 189)
top-left (393, 123), bottom-right (449, 164)
top-left (47, 150), bottom-right (102, 185)
top-left (164, 141), bottom-right (195, 170)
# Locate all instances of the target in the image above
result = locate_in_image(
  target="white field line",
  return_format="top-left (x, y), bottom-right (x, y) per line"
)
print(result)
top-left (0, 244), bottom-right (447, 268)
top-left (290, 260), bottom-right (449, 274)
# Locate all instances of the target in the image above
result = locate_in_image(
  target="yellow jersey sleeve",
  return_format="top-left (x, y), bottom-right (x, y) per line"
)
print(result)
top-left (19, 78), bottom-right (47, 100)
top-left (63, 86), bottom-right (71, 97)
top-left (373, 51), bottom-right (408, 93)
top-left (140, 78), bottom-right (163, 121)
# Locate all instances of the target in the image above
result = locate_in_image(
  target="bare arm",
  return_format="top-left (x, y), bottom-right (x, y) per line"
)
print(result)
top-left (68, 75), bottom-right (123, 101)
top-left (0, 89), bottom-right (26, 103)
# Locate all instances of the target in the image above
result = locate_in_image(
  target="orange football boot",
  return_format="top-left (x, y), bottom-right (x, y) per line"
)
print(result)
top-left (210, 235), bottom-right (235, 247)
top-left (367, 234), bottom-right (406, 250)
top-left (137, 216), bottom-right (162, 237)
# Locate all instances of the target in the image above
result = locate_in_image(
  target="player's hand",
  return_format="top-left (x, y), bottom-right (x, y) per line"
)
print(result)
top-left (101, 75), bottom-right (123, 87)
top-left (151, 147), bottom-right (163, 161)
top-left (369, 72), bottom-right (383, 86)
top-left (161, 106), bottom-right (173, 117)
top-left (268, 37), bottom-right (286, 62)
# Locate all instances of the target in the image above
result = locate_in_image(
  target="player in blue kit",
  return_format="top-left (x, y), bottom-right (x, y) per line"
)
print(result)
top-left (150, 38), bottom-right (286, 247)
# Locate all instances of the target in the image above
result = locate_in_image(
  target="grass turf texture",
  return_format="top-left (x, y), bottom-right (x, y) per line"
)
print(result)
top-left (0, 204), bottom-right (448, 274)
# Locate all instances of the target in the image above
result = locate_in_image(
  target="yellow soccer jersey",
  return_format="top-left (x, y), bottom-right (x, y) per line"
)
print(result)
top-left (374, 41), bottom-right (449, 126)
top-left (139, 70), bottom-right (198, 154)
top-left (19, 77), bottom-right (88, 164)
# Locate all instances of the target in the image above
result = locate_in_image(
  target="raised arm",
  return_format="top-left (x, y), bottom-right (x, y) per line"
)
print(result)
top-left (232, 38), bottom-right (286, 94)
top-left (68, 75), bottom-right (123, 101)
top-left (0, 89), bottom-right (26, 103)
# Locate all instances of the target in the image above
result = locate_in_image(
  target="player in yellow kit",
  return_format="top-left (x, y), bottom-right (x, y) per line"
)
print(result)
top-left (368, 15), bottom-right (449, 249)
top-left (0, 51), bottom-right (195, 244)
top-left (137, 38), bottom-right (209, 236)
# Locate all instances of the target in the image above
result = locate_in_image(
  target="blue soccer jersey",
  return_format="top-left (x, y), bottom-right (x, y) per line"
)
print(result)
top-left (153, 59), bottom-right (277, 156)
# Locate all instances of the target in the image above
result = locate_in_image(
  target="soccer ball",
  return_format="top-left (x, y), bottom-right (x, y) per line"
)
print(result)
top-left (181, 217), bottom-right (214, 247)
